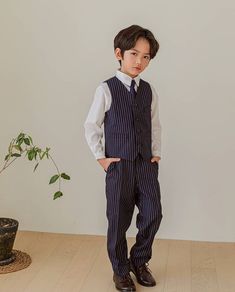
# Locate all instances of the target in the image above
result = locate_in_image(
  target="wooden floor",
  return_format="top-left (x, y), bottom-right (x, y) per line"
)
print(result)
top-left (0, 231), bottom-right (235, 292)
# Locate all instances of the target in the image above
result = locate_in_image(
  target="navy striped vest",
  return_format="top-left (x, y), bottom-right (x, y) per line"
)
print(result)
top-left (104, 76), bottom-right (152, 161)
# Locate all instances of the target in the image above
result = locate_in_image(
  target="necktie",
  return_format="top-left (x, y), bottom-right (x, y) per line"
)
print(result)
top-left (130, 79), bottom-right (136, 97)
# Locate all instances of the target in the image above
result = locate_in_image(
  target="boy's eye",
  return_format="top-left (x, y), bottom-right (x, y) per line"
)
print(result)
top-left (144, 56), bottom-right (150, 60)
top-left (131, 52), bottom-right (137, 55)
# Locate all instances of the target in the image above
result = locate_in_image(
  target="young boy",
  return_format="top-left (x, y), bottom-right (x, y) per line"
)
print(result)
top-left (84, 24), bottom-right (163, 291)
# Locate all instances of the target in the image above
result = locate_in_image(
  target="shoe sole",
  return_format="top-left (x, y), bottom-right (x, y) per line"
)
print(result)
top-left (114, 284), bottom-right (136, 291)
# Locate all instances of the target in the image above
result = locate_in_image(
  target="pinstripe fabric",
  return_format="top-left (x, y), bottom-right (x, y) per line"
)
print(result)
top-left (103, 76), bottom-right (162, 277)
top-left (105, 154), bottom-right (162, 277)
top-left (104, 76), bottom-right (152, 161)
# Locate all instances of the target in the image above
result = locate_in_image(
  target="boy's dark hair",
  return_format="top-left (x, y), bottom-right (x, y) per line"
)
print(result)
top-left (114, 24), bottom-right (160, 66)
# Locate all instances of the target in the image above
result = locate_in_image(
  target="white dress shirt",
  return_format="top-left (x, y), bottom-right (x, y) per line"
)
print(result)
top-left (84, 69), bottom-right (162, 160)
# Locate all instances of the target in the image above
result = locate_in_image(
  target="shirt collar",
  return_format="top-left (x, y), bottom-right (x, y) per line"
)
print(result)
top-left (115, 69), bottom-right (140, 87)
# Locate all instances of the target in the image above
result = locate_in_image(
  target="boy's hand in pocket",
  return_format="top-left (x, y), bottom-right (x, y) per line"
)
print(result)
top-left (97, 158), bottom-right (121, 172)
top-left (151, 156), bottom-right (161, 163)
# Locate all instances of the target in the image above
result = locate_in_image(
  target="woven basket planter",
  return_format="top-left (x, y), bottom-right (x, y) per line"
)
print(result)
top-left (0, 218), bottom-right (19, 266)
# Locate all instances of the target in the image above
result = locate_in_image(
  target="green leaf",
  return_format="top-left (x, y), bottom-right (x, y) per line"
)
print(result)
top-left (27, 150), bottom-right (34, 161)
top-left (33, 150), bottom-right (37, 160)
top-left (28, 136), bottom-right (33, 144)
top-left (49, 174), bottom-right (60, 184)
top-left (39, 151), bottom-right (45, 160)
top-left (17, 133), bottom-right (25, 142)
top-left (33, 162), bottom-right (39, 172)
top-left (45, 147), bottom-right (50, 159)
top-left (53, 191), bottom-right (63, 200)
top-left (5, 154), bottom-right (11, 161)
top-left (8, 141), bottom-right (13, 153)
top-left (11, 153), bottom-right (21, 157)
top-left (17, 138), bottom-right (24, 146)
top-left (61, 173), bottom-right (70, 180)
top-left (24, 138), bottom-right (30, 145)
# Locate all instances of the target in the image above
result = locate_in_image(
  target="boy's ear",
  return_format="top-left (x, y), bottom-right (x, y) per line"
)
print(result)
top-left (114, 48), bottom-right (123, 61)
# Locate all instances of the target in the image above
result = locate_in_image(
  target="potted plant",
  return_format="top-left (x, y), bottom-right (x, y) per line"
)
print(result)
top-left (0, 132), bottom-right (70, 266)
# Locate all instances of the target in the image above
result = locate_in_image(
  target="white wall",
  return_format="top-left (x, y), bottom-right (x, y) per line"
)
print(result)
top-left (0, 0), bottom-right (234, 242)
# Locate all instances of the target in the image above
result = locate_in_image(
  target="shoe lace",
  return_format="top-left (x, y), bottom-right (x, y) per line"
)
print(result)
top-left (139, 262), bottom-right (152, 274)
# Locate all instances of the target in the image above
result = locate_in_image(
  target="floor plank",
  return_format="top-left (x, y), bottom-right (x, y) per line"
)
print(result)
top-left (0, 231), bottom-right (235, 292)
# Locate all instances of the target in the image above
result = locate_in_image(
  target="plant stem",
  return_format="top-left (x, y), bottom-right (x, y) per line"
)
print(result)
top-left (48, 153), bottom-right (61, 190)
top-left (0, 158), bottom-right (17, 174)
top-left (0, 149), bottom-right (27, 174)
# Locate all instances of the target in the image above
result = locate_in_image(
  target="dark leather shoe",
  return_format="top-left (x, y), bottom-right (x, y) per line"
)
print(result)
top-left (130, 261), bottom-right (156, 287)
top-left (113, 273), bottom-right (136, 291)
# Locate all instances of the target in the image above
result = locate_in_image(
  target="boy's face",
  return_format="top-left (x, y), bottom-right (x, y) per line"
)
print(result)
top-left (115, 37), bottom-right (151, 78)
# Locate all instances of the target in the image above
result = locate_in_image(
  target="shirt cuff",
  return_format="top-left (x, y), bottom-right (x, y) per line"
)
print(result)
top-left (95, 153), bottom-right (106, 160)
top-left (152, 151), bottom-right (161, 158)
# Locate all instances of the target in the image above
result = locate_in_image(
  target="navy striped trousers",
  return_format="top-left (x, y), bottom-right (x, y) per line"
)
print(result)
top-left (105, 154), bottom-right (163, 277)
